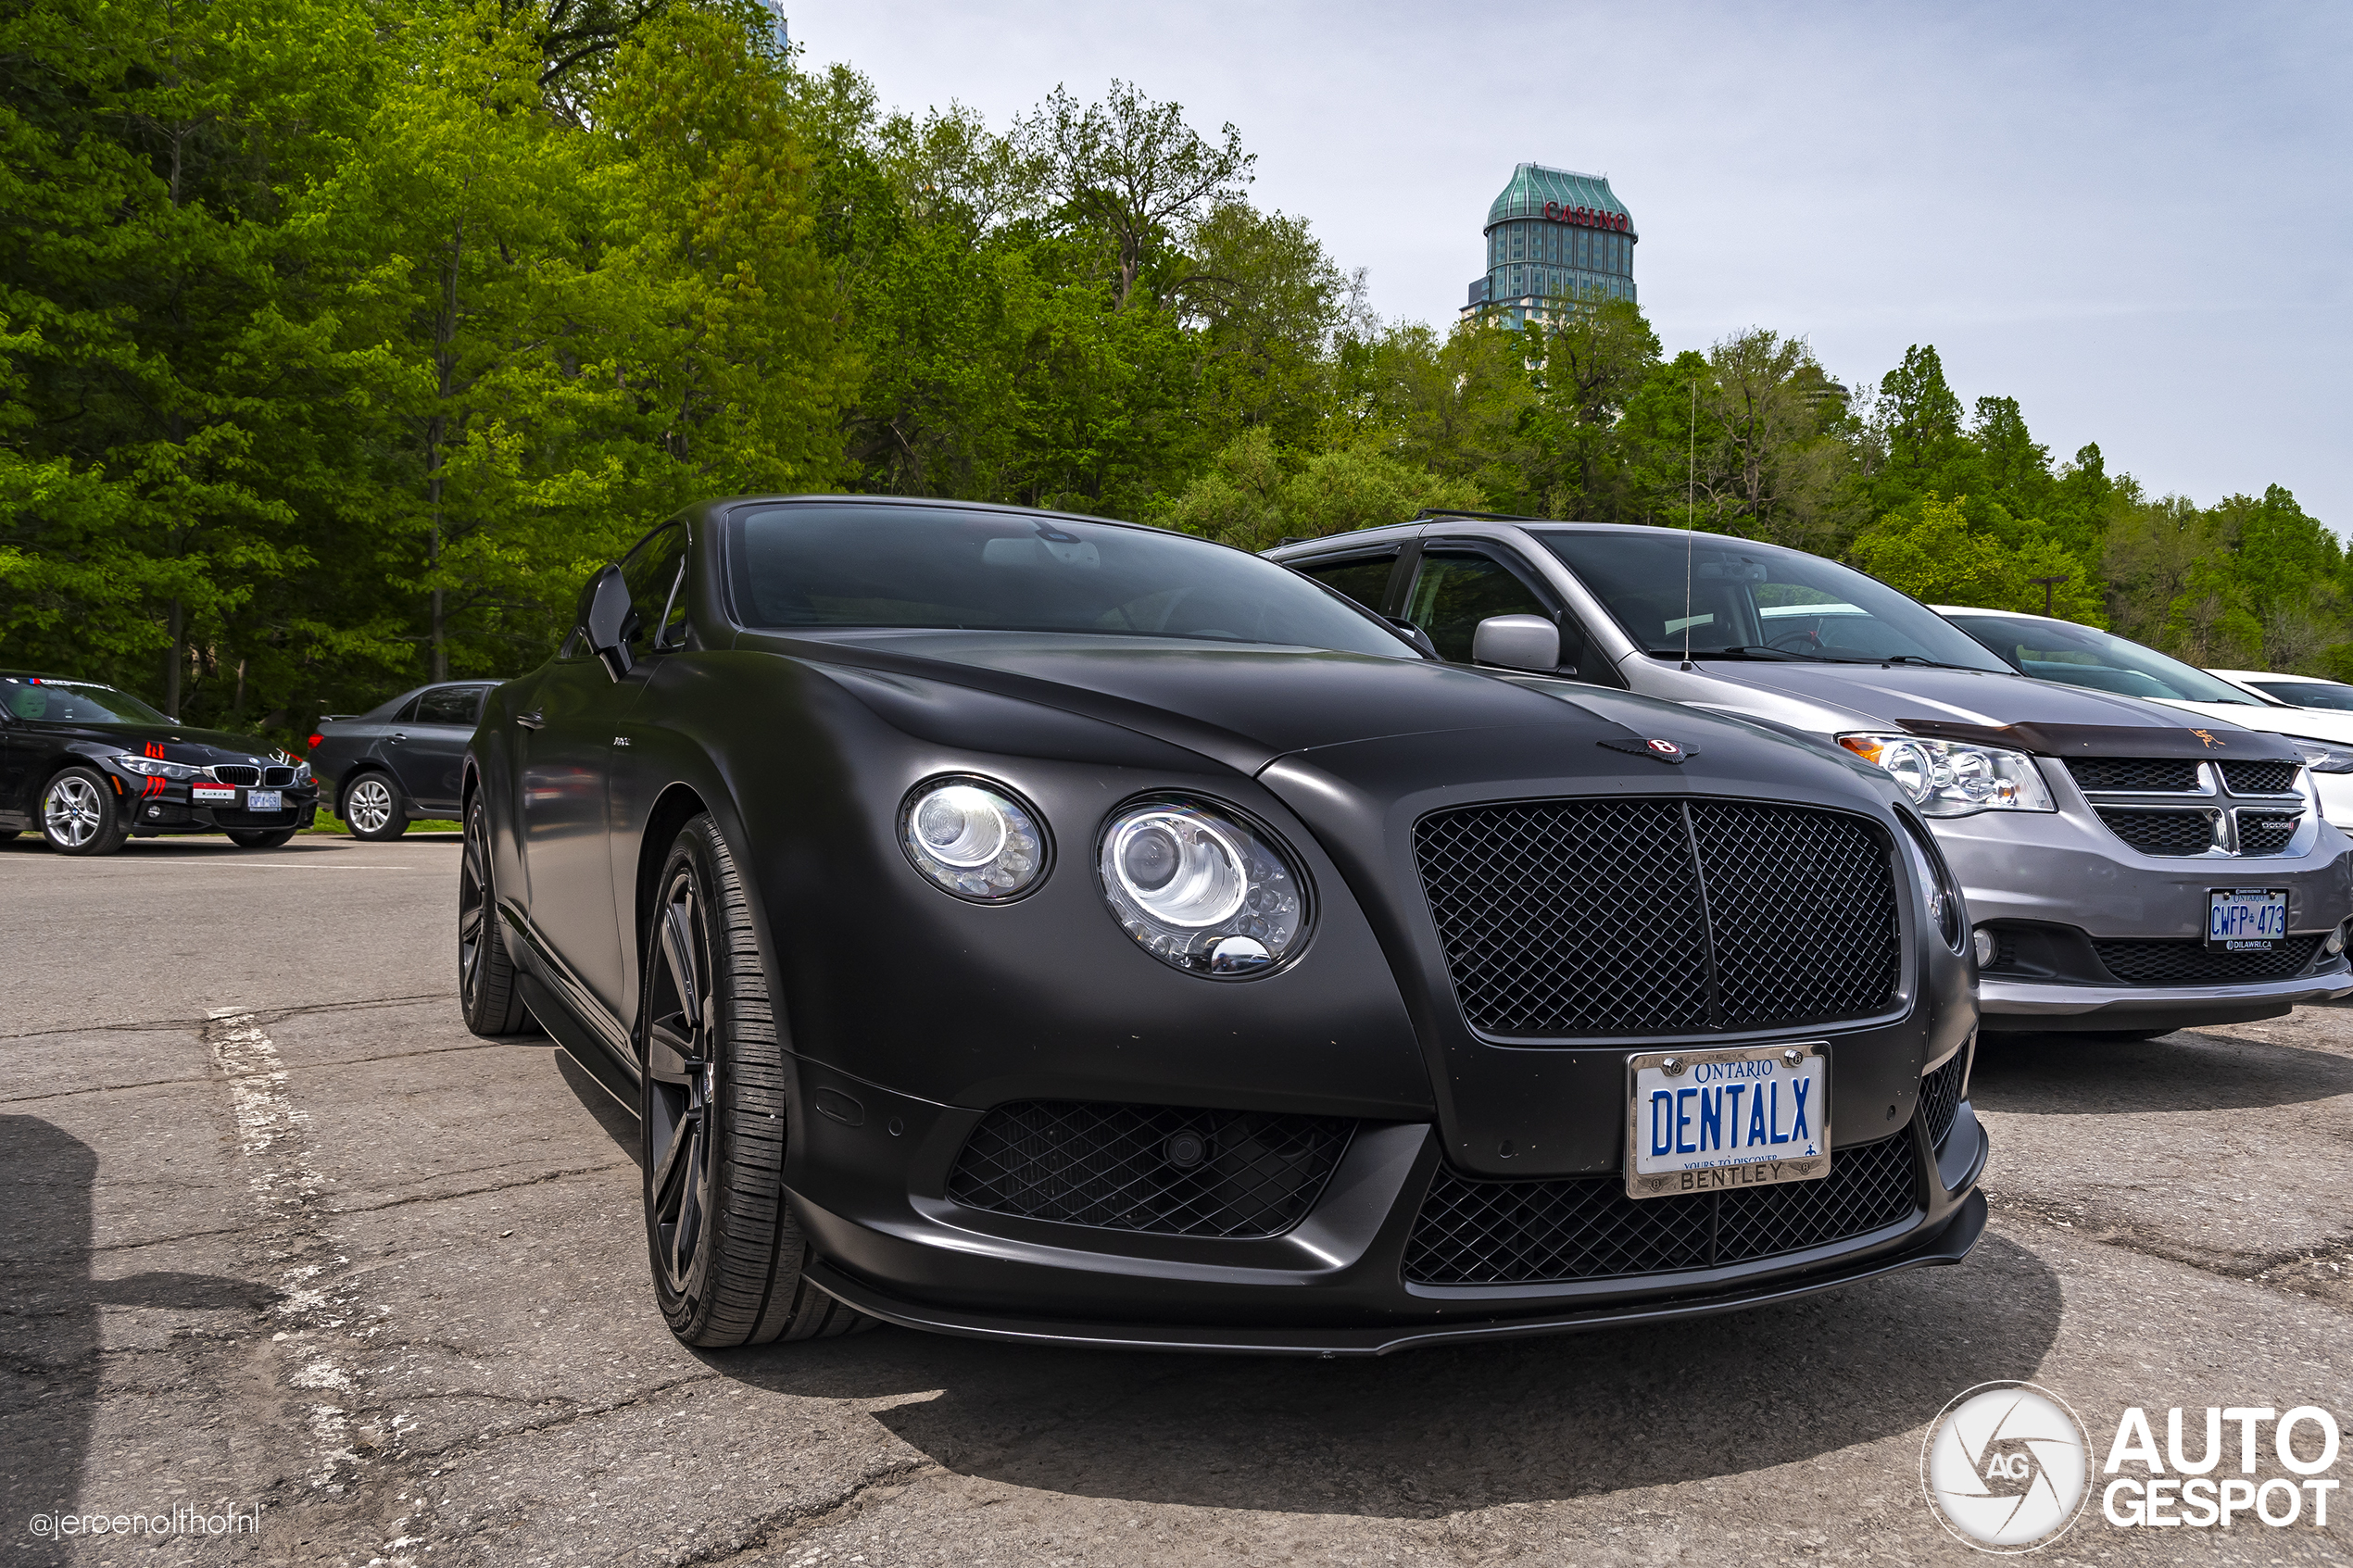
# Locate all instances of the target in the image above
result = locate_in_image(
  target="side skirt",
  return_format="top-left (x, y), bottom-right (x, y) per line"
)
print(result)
top-left (500, 899), bottom-right (641, 1099)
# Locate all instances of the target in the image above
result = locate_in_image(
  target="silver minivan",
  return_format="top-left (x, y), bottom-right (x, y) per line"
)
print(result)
top-left (1269, 518), bottom-right (2353, 1038)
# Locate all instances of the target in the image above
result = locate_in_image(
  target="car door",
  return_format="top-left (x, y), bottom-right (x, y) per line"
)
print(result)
top-left (0, 679), bottom-right (64, 823)
top-left (385, 685), bottom-right (485, 813)
top-left (514, 525), bottom-right (683, 1022)
top-left (1401, 544), bottom-right (1570, 666)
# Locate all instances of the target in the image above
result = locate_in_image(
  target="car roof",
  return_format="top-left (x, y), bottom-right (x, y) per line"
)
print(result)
top-left (1928, 605), bottom-right (2039, 620)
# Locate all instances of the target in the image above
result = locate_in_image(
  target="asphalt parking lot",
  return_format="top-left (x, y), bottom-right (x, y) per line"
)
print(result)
top-left (5, 832), bottom-right (2350, 1566)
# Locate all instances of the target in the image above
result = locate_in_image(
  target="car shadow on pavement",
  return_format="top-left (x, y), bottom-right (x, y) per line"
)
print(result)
top-left (543, 1046), bottom-right (2063, 1516)
top-left (1971, 1028), bottom-right (2353, 1114)
top-left (0, 1116), bottom-right (277, 1538)
top-left (718, 1234), bottom-right (2060, 1517)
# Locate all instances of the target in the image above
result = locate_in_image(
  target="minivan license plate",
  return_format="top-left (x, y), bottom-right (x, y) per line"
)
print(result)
top-left (247, 789), bottom-right (283, 812)
top-left (2208, 887), bottom-right (2286, 951)
top-left (1625, 1043), bottom-right (1831, 1200)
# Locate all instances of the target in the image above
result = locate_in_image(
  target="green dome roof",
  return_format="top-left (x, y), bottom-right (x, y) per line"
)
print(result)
top-left (1486, 163), bottom-right (1634, 234)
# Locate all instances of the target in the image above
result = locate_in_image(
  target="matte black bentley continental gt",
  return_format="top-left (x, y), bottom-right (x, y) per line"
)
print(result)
top-left (460, 497), bottom-right (1989, 1354)
top-left (1, 672), bottom-right (320, 853)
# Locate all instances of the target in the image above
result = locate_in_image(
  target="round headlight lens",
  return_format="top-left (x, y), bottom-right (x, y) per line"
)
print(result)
top-left (1098, 798), bottom-right (1307, 976)
top-left (1110, 811), bottom-right (1247, 927)
top-left (900, 778), bottom-right (1047, 900)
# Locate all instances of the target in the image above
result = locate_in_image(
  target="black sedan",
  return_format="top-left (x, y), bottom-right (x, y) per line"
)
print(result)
top-left (0, 672), bottom-right (320, 854)
top-left (460, 497), bottom-right (1987, 1354)
top-left (309, 682), bottom-right (497, 839)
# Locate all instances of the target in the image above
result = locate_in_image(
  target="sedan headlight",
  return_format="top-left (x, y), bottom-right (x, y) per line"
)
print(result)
top-left (1098, 797), bottom-right (1307, 977)
top-left (115, 754), bottom-right (200, 780)
top-left (900, 777), bottom-right (1049, 900)
top-left (1839, 734), bottom-right (2055, 817)
top-left (2283, 736), bottom-right (2353, 774)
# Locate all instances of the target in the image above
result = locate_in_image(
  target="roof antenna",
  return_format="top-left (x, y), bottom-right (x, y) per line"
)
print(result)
top-left (1682, 377), bottom-right (1697, 671)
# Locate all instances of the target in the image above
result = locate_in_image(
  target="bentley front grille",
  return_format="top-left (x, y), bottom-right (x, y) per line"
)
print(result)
top-left (1413, 799), bottom-right (1901, 1038)
top-left (1402, 1132), bottom-right (1919, 1286)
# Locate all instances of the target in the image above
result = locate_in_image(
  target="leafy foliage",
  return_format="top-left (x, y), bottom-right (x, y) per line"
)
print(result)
top-left (0, 6), bottom-right (2340, 752)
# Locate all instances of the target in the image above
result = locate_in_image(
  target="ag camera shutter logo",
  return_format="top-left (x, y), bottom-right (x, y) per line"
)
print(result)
top-left (1921, 1382), bottom-right (2092, 1551)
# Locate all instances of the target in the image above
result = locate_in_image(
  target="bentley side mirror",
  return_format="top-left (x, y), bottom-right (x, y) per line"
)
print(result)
top-left (579, 565), bottom-right (635, 682)
top-left (1472, 614), bottom-right (1562, 673)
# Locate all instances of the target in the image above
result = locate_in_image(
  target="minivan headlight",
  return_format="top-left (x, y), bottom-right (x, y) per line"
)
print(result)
top-left (2283, 737), bottom-right (2353, 774)
top-left (1099, 797), bottom-right (1307, 977)
top-left (1839, 734), bottom-right (2054, 817)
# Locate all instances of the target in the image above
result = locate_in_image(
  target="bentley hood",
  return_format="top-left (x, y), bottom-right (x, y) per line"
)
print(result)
top-left (777, 630), bottom-right (1647, 773)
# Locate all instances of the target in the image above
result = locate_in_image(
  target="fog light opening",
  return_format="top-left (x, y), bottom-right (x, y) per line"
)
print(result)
top-left (1164, 1131), bottom-right (1209, 1170)
top-left (2326, 922), bottom-right (2348, 958)
top-left (1972, 927), bottom-right (1996, 968)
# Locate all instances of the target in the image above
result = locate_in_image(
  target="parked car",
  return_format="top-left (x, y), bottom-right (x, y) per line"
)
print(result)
top-left (2210, 669), bottom-right (2353, 711)
top-left (0, 671), bottom-right (319, 854)
top-left (461, 495), bottom-right (1984, 1353)
top-left (1266, 520), bottom-right (2353, 1039)
top-left (1938, 610), bottom-right (2353, 822)
top-left (308, 682), bottom-right (497, 839)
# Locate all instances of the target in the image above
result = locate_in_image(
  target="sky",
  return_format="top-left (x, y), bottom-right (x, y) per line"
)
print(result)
top-left (783, 1), bottom-right (2352, 530)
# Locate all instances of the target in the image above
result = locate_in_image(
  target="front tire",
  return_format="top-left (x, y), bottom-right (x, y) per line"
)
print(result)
top-left (458, 792), bottom-right (535, 1036)
top-left (342, 773), bottom-right (409, 840)
top-left (42, 767), bottom-right (131, 856)
top-left (227, 828), bottom-right (299, 848)
top-left (640, 814), bottom-right (871, 1348)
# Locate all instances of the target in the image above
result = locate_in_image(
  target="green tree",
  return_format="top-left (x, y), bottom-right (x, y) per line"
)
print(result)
top-left (1849, 494), bottom-right (2104, 621)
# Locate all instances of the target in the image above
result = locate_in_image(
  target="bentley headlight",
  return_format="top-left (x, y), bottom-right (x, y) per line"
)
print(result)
top-left (1839, 734), bottom-right (2055, 817)
top-left (1897, 815), bottom-right (1965, 951)
top-left (115, 754), bottom-right (199, 780)
top-left (2283, 737), bottom-right (2353, 774)
top-left (1099, 798), bottom-right (1306, 977)
top-left (900, 777), bottom-right (1048, 901)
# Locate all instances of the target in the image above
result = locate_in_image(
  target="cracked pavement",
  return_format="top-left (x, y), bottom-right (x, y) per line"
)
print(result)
top-left (3, 830), bottom-right (2349, 1565)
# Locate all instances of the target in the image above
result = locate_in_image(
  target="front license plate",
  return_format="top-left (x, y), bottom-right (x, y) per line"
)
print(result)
top-left (2208, 886), bottom-right (2286, 951)
top-left (191, 783), bottom-right (236, 801)
top-left (1625, 1043), bottom-right (1831, 1200)
top-left (247, 789), bottom-right (283, 812)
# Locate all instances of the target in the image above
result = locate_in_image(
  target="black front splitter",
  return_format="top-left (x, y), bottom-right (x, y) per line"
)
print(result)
top-left (802, 1187), bottom-right (1988, 1359)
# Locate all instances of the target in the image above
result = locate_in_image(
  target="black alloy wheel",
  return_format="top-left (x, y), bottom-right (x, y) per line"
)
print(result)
top-left (227, 828), bottom-right (299, 848)
top-left (458, 793), bottom-right (534, 1036)
top-left (343, 772), bottom-right (409, 840)
top-left (42, 766), bottom-right (131, 856)
top-left (640, 814), bottom-right (871, 1348)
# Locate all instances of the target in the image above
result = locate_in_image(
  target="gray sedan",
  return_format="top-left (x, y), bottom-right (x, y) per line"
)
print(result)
top-left (308, 682), bottom-right (495, 839)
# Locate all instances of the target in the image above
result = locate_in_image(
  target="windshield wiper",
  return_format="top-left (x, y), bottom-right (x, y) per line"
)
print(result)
top-left (1881, 654), bottom-right (2001, 672)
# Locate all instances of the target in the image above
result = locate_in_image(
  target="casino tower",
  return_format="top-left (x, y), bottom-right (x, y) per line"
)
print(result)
top-left (1464, 163), bottom-right (1637, 325)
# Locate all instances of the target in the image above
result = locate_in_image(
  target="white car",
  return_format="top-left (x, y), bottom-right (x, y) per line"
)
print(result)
top-left (2209, 669), bottom-right (2353, 713)
top-left (1936, 608), bottom-right (2353, 822)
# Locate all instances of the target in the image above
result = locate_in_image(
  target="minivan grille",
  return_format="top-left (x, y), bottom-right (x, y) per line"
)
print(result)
top-left (2068, 758), bottom-right (2198, 793)
top-left (2093, 935), bottom-right (2323, 985)
top-left (2236, 811), bottom-right (2301, 856)
top-left (1413, 800), bottom-right (1900, 1038)
top-left (1402, 1132), bottom-right (1919, 1286)
top-left (2095, 808), bottom-right (2216, 856)
top-left (2219, 760), bottom-right (2300, 795)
